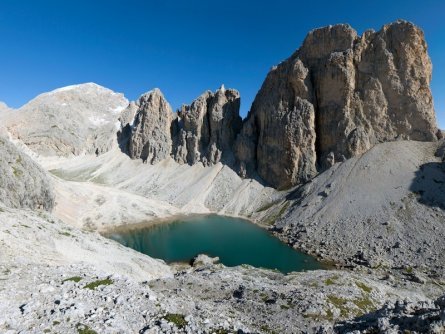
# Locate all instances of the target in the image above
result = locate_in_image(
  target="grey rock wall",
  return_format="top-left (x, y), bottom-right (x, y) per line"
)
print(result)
top-left (235, 20), bottom-right (437, 189)
top-left (128, 89), bottom-right (173, 164)
top-left (172, 86), bottom-right (242, 166)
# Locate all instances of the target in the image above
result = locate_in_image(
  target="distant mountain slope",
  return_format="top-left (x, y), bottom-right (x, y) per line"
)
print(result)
top-left (0, 83), bottom-right (128, 156)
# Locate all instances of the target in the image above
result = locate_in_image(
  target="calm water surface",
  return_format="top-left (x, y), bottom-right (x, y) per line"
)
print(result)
top-left (107, 215), bottom-right (322, 273)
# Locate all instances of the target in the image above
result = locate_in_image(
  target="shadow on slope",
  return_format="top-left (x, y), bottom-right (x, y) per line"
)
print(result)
top-left (117, 125), bottom-right (132, 155)
top-left (116, 121), bottom-right (270, 188)
top-left (334, 297), bottom-right (444, 333)
top-left (410, 162), bottom-right (445, 210)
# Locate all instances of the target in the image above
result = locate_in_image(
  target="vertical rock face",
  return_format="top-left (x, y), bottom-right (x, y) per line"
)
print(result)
top-left (127, 86), bottom-right (242, 166)
top-left (128, 89), bottom-right (173, 163)
top-left (235, 20), bottom-right (437, 189)
top-left (172, 87), bottom-right (242, 166)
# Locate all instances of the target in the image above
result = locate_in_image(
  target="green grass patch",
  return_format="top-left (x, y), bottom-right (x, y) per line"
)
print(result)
top-left (76, 323), bottom-right (97, 334)
top-left (260, 324), bottom-right (278, 334)
top-left (59, 231), bottom-right (72, 237)
top-left (257, 201), bottom-right (279, 212)
top-left (352, 294), bottom-right (376, 316)
top-left (278, 201), bottom-right (290, 216)
top-left (12, 166), bottom-right (22, 177)
top-left (260, 292), bottom-right (269, 302)
top-left (83, 278), bottom-right (113, 290)
top-left (324, 275), bottom-right (339, 285)
top-left (263, 201), bottom-right (290, 225)
top-left (163, 313), bottom-right (187, 328)
top-left (355, 281), bottom-right (372, 293)
top-left (326, 293), bottom-right (376, 319)
top-left (63, 276), bottom-right (82, 283)
top-left (212, 329), bottom-right (230, 334)
top-left (405, 266), bottom-right (414, 274)
top-left (327, 295), bottom-right (349, 317)
top-left (303, 308), bottom-right (334, 322)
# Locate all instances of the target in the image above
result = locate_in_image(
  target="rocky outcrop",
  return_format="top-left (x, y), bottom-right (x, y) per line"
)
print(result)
top-left (128, 89), bottom-right (173, 163)
top-left (126, 86), bottom-right (242, 166)
top-left (0, 137), bottom-right (54, 211)
top-left (235, 20), bottom-right (437, 189)
top-left (172, 86), bottom-right (242, 166)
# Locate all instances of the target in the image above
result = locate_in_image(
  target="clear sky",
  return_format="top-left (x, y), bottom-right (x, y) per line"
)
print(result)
top-left (0, 0), bottom-right (444, 126)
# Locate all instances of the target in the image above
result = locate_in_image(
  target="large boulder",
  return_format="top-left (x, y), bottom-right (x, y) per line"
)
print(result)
top-left (127, 89), bottom-right (173, 164)
top-left (0, 137), bottom-right (54, 210)
top-left (172, 86), bottom-right (242, 166)
top-left (235, 20), bottom-right (437, 189)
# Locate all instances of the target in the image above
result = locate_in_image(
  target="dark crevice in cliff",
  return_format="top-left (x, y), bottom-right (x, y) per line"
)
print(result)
top-left (310, 69), bottom-right (323, 172)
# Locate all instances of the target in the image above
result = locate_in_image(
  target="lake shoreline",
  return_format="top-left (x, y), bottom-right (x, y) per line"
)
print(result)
top-left (103, 214), bottom-right (324, 274)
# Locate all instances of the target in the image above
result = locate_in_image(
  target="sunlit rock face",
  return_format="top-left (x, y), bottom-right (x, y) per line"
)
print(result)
top-left (128, 89), bottom-right (173, 164)
top-left (172, 87), bottom-right (242, 166)
top-left (235, 20), bottom-right (437, 189)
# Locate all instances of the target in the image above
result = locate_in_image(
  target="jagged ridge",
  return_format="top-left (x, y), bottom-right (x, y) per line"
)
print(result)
top-left (124, 20), bottom-right (437, 190)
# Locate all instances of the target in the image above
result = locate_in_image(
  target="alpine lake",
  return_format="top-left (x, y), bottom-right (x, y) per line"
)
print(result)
top-left (105, 214), bottom-right (322, 274)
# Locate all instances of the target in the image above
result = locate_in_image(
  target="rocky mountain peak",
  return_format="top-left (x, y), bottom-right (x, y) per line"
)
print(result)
top-left (234, 20), bottom-right (437, 189)
top-left (172, 87), bottom-right (242, 166)
top-left (1, 21), bottom-right (437, 191)
top-left (0, 82), bottom-right (129, 156)
top-left (128, 89), bottom-right (173, 164)
top-left (300, 23), bottom-right (357, 60)
top-left (123, 86), bottom-right (242, 166)
top-left (0, 101), bottom-right (9, 111)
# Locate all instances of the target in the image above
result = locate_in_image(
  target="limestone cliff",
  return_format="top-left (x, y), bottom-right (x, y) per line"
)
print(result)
top-left (235, 20), bottom-right (437, 189)
top-left (128, 89), bottom-right (173, 164)
top-left (126, 86), bottom-right (242, 166)
top-left (172, 86), bottom-right (242, 166)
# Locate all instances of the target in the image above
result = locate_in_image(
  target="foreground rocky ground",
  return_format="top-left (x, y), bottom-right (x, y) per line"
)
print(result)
top-left (0, 204), bottom-right (444, 333)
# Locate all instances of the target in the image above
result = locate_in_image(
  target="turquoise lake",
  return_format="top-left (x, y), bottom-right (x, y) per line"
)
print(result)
top-left (106, 215), bottom-right (322, 274)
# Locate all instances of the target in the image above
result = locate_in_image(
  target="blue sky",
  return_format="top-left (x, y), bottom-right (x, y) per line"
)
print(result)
top-left (0, 0), bottom-right (444, 126)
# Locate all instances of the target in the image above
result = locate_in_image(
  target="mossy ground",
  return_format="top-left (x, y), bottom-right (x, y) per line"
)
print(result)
top-left (83, 278), bottom-right (113, 290)
top-left (63, 276), bottom-right (83, 283)
top-left (163, 313), bottom-right (188, 328)
top-left (76, 323), bottom-right (98, 334)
